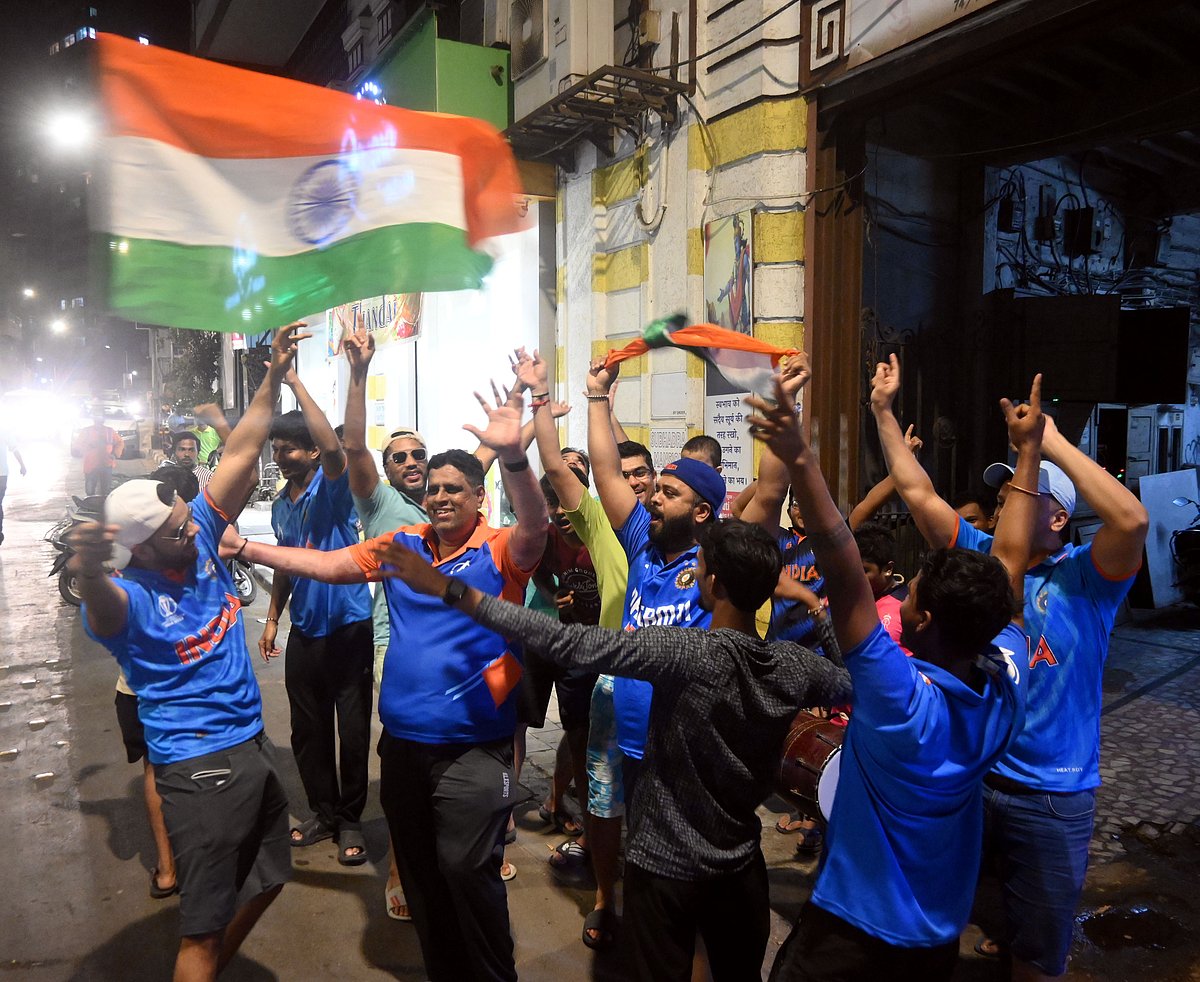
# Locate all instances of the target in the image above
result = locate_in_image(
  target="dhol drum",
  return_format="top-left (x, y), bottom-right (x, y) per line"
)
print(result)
top-left (779, 711), bottom-right (844, 822)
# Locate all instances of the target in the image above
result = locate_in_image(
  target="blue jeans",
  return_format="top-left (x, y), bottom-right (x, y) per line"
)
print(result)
top-left (983, 785), bottom-right (1095, 976)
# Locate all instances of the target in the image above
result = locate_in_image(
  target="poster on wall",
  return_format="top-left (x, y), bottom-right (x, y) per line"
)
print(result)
top-left (703, 211), bottom-right (753, 335)
top-left (649, 426), bottom-right (688, 473)
top-left (704, 379), bottom-right (754, 518)
top-left (326, 293), bottom-right (423, 357)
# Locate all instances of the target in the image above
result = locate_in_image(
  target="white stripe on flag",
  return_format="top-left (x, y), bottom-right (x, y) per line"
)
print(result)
top-left (99, 137), bottom-right (468, 256)
top-left (706, 347), bottom-right (779, 395)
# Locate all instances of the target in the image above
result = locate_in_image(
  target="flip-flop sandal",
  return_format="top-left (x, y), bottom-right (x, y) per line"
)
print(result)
top-left (582, 907), bottom-right (619, 950)
top-left (794, 826), bottom-right (824, 855)
top-left (149, 867), bottom-right (178, 899)
top-left (538, 804), bottom-right (583, 836)
top-left (385, 883), bottom-right (412, 922)
top-left (337, 828), bottom-right (368, 867)
top-left (500, 861), bottom-right (517, 881)
top-left (548, 838), bottom-right (590, 870)
top-left (290, 817), bottom-right (335, 848)
top-left (974, 937), bottom-right (1001, 959)
top-left (775, 815), bottom-right (808, 834)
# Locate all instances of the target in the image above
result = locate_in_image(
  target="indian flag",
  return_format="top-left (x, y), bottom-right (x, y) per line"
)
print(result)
top-left (93, 33), bottom-right (527, 332)
top-left (605, 315), bottom-right (798, 395)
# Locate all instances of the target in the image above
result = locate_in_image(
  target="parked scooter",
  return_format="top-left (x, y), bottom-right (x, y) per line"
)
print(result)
top-left (47, 495), bottom-right (106, 606)
top-left (1171, 496), bottom-right (1200, 605)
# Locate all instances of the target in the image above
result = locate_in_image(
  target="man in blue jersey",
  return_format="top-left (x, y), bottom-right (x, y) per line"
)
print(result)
top-left (748, 368), bottom-right (1044, 981)
top-left (870, 355), bottom-right (1148, 981)
top-left (68, 323), bottom-right (306, 982)
top-left (260, 367), bottom-right (374, 866)
top-left (231, 390), bottom-right (547, 982)
top-left (585, 357), bottom-right (728, 810)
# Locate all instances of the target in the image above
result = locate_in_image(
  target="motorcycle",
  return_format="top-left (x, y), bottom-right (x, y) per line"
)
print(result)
top-left (47, 495), bottom-right (106, 606)
top-left (226, 555), bottom-right (259, 605)
top-left (1170, 496), bottom-right (1200, 605)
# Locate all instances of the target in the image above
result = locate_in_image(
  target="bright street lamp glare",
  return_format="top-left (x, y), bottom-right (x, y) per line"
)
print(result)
top-left (47, 110), bottom-right (92, 150)
top-left (50, 319), bottom-right (67, 333)
top-left (22, 287), bottom-right (35, 298)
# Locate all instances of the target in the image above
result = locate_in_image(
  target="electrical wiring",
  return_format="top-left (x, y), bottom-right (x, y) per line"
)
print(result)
top-left (647, 0), bottom-right (802, 74)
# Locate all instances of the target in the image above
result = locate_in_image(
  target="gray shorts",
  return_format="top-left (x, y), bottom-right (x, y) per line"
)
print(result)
top-left (155, 732), bottom-right (292, 937)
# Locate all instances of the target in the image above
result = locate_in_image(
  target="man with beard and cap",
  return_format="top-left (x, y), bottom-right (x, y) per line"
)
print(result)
top-left (586, 355), bottom-right (732, 813)
top-left (67, 323), bottom-right (306, 982)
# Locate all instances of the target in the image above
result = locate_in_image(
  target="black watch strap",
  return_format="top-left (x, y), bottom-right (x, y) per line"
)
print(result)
top-left (442, 578), bottom-right (469, 606)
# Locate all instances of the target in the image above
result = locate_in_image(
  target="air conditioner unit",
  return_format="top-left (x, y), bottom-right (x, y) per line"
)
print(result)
top-left (461, 0), bottom-right (510, 47)
top-left (512, 0), bottom-right (613, 121)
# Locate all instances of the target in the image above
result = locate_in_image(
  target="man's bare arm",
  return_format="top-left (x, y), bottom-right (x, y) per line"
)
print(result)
top-left (742, 354), bottom-right (811, 533)
top-left (342, 322), bottom-right (381, 500)
top-left (241, 540), bottom-right (365, 583)
top-left (869, 355), bottom-right (960, 548)
top-left (286, 367), bottom-right (346, 481)
top-left (67, 522), bottom-right (130, 638)
top-left (516, 349), bottom-right (585, 512)
top-left (207, 323), bottom-right (309, 519)
top-left (586, 358), bottom-right (637, 529)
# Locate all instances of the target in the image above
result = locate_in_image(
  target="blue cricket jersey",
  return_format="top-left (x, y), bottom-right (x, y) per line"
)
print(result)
top-left (767, 526), bottom-right (826, 647)
top-left (813, 621), bottom-right (1028, 947)
top-left (613, 502), bottom-right (711, 759)
top-left (84, 492), bottom-right (263, 765)
top-left (272, 466), bottom-right (371, 637)
top-left (953, 517), bottom-right (1137, 791)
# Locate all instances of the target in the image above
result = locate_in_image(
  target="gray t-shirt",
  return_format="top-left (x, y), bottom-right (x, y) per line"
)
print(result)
top-left (353, 480), bottom-right (428, 647)
top-left (475, 594), bottom-right (852, 880)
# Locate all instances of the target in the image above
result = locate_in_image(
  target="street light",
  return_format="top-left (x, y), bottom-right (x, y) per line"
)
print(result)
top-left (47, 109), bottom-right (92, 151)
top-left (50, 319), bottom-right (67, 334)
top-left (22, 287), bottom-right (35, 298)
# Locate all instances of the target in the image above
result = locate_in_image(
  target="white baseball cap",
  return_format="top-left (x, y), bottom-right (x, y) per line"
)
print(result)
top-left (103, 480), bottom-right (177, 568)
top-left (983, 459), bottom-right (1076, 516)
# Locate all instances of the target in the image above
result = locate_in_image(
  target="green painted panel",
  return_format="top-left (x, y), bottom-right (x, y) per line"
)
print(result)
top-left (369, 10), bottom-right (438, 112)
top-left (434, 39), bottom-right (511, 130)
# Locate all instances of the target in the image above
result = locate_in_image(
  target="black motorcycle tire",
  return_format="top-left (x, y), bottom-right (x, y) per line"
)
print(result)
top-left (59, 569), bottom-right (84, 607)
top-left (230, 561), bottom-right (258, 606)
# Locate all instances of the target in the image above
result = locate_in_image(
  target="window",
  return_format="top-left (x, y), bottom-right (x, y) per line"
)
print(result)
top-left (77, 27), bottom-right (87, 41)
top-left (64, 34), bottom-right (76, 47)
top-left (89, 6), bottom-right (97, 16)
top-left (348, 40), bottom-right (363, 73)
top-left (49, 41), bottom-right (60, 55)
top-left (88, 28), bottom-right (96, 39)
top-left (378, 5), bottom-right (393, 39)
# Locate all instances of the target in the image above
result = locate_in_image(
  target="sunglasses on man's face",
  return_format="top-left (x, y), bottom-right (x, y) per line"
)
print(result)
top-left (389, 448), bottom-right (428, 466)
top-left (160, 508), bottom-right (194, 542)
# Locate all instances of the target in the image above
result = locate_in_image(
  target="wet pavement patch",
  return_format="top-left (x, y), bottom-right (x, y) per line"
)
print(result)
top-left (1077, 904), bottom-right (1185, 950)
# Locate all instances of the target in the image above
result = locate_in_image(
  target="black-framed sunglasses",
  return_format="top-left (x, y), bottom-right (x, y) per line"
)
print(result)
top-left (160, 507), bottom-right (194, 542)
top-left (389, 448), bottom-right (428, 465)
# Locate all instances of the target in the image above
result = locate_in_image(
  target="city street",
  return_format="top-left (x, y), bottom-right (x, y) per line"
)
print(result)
top-left (2, 443), bottom-right (1199, 981)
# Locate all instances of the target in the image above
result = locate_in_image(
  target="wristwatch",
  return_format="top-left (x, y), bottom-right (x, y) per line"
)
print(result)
top-left (442, 577), bottom-right (469, 606)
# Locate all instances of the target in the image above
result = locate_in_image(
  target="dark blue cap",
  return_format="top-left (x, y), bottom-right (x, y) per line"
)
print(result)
top-left (660, 457), bottom-right (727, 515)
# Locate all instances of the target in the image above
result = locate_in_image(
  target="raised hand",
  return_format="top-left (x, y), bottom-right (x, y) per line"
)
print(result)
top-left (514, 348), bottom-right (548, 392)
top-left (66, 522), bottom-right (117, 578)
top-left (268, 321), bottom-right (311, 377)
top-left (779, 351), bottom-right (812, 401)
top-left (372, 538), bottom-right (450, 598)
top-left (586, 356), bottom-right (618, 396)
top-left (550, 399), bottom-right (572, 418)
top-left (509, 347), bottom-right (532, 393)
top-left (464, 390), bottom-right (524, 456)
top-left (870, 354), bottom-right (901, 414)
top-left (904, 423), bottom-right (923, 456)
top-left (1001, 373), bottom-right (1044, 451)
top-left (343, 311), bottom-right (375, 376)
top-left (744, 376), bottom-right (806, 466)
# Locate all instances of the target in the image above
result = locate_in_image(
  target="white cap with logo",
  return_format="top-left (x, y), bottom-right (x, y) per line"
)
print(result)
top-left (102, 480), bottom-right (177, 569)
top-left (982, 459), bottom-right (1076, 516)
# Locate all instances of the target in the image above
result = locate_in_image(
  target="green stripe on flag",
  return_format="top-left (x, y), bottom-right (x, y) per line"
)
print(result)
top-left (94, 223), bottom-right (494, 332)
top-left (641, 314), bottom-right (688, 349)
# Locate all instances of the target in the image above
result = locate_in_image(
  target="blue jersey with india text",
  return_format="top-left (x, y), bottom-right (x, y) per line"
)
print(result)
top-left (813, 621), bottom-right (1028, 947)
top-left (613, 502), bottom-right (711, 759)
top-left (83, 492), bottom-right (262, 765)
top-left (272, 466), bottom-right (371, 637)
top-left (767, 527), bottom-right (826, 647)
top-left (349, 516), bottom-right (534, 743)
top-left (953, 517), bottom-right (1136, 791)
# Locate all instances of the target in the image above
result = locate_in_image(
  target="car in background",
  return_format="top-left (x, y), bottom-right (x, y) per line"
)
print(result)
top-left (75, 398), bottom-right (149, 459)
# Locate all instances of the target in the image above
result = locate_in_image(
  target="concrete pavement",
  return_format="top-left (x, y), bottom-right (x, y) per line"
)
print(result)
top-left (2, 440), bottom-right (1199, 980)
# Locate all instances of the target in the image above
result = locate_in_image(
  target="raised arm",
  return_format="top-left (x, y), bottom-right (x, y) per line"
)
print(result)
top-left (10, 445), bottom-right (25, 476)
top-left (193, 403), bottom-right (233, 444)
top-left (991, 375), bottom-right (1045, 628)
top-left (285, 365), bottom-right (346, 481)
top-left (463, 390), bottom-right (548, 571)
top-left (516, 349), bottom-right (585, 512)
top-left (206, 322), bottom-right (308, 519)
top-left (741, 353), bottom-right (811, 533)
top-left (342, 321), bottom-right (380, 500)
top-left (1044, 413), bottom-right (1148, 577)
top-left (607, 380), bottom-right (630, 444)
top-left (869, 355), bottom-right (960, 548)
top-left (847, 424), bottom-right (922, 529)
top-left (473, 377), bottom-right (538, 474)
top-left (586, 357), bottom-right (637, 529)
top-left (746, 377), bottom-right (880, 654)
top-left (68, 522), bottom-right (129, 638)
